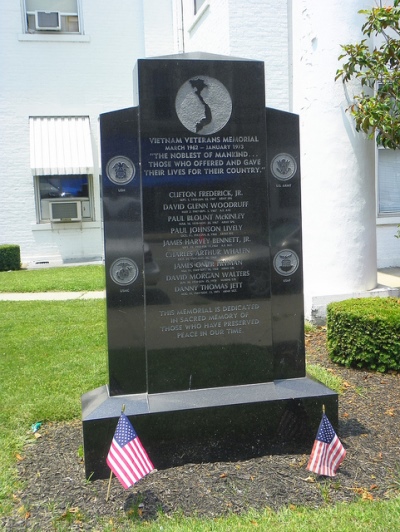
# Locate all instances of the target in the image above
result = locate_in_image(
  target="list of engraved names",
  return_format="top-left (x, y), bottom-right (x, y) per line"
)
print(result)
top-left (143, 134), bottom-right (267, 341)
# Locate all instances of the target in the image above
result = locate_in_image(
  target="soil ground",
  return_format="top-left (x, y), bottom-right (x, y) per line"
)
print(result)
top-left (1, 328), bottom-right (400, 530)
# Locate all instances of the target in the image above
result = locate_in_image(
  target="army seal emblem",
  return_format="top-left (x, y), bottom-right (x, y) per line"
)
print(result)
top-left (271, 153), bottom-right (297, 181)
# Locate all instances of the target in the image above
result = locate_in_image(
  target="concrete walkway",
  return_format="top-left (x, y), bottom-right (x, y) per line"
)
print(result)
top-left (0, 290), bottom-right (105, 301)
top-left (0, 269), bottom-right (398, 301)
top-left (377, 267), bottom-right (400, 289)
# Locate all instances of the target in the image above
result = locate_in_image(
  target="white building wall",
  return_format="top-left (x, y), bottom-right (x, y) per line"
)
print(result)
top-left (0, 0), bottom-right (175, 265)
top-left (228, 0), bottom-right (290, 111)
top-left (143, 0), bottom-right (175, 57)
top-left (180, 0), bottom-right (231, 55)
top-left (291, 0), bottom-right (378, 318)
top-left (2, 0), bottom-right (390, 318)
top-left (176, 0), bottom-right (379, 319)
top-left (178, 0), bottom-right (290, 111)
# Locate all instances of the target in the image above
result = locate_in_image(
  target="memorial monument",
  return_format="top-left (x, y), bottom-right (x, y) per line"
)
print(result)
top-left (81, 52), bottom-right (338, 480)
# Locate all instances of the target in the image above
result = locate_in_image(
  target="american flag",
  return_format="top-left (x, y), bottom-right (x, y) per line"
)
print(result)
top-left (307, 413), bottom-right (346, 477)
top-left (106, 414), bottom-right (154, 489)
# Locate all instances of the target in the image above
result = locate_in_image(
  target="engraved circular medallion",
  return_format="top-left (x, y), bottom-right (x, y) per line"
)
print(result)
top-left (273, 249), bottom-right (300, 277)
top-left (175, 76), bottom-right (232, 135)
top-left (110, 258), bottom-right (139, 286)
top-left (106, 156), bottom-right (136, 186)
top-left (271, 153), bottom-right (297, 181)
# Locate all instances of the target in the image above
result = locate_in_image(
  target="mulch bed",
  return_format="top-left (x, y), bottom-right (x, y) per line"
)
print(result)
top-left (2, 328), bottom-right (400, 530)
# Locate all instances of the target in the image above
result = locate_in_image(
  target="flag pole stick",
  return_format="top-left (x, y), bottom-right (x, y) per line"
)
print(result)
top-left (106, 403), bottom-right (126, 502)
top-left (106, 470), bottom-right (113, 502)
top-left (322, 404), bottom-right (326, 415)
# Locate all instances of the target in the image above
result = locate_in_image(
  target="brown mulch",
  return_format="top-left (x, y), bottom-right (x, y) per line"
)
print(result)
top-left (2, 328), bottom-right (400, 530)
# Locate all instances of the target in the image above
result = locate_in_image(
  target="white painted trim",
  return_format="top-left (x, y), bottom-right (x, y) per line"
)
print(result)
top-left (376, 216), bottom-right (400, 225)
top-left (18, 33), bottom-right (90, 42)
top-left (188, 1), bottom-right (210, 34)
top-left (31, 221), bottom-right (101, 231)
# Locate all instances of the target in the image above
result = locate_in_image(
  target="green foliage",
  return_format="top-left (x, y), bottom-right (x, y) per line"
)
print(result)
top-left (327, 297), bottom-right (400, 372)
top-left (336, 1), bottom-right (400, 148)
top-left (96, 497), bottom-right (400, 531)
top-left (306, 363), bottom-right (344, 393)
top-left (0, 299), bottom-right (107, 511)
top-left (1, 296), bottom-right (400, 526)
top-left (0, 245), bottom-right (21, 272)
top-left (0, 264), bottom-right (105, 292)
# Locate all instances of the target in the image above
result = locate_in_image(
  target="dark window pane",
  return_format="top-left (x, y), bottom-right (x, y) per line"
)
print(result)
top-left (39, 175), bottom-right (88, 199)
top-left (194, 0), bottom-right (206, 15)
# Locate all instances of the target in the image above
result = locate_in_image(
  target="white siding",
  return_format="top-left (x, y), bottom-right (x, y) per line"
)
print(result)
top-left (0, 0), bottom-right (175, 264)
top-left (229, 0), bottom-right (290, 110)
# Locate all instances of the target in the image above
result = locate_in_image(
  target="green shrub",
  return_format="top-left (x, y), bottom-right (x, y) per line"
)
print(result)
top-left (0, 245), bottom-right (21, 272)
top-left (327, 297), bottom-right (400, 373)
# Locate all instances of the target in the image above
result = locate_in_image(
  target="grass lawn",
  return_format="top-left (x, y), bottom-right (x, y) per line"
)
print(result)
top-left (0, 264), bottom-right (105, 292)
top-left (0, 299), bottom-right (107, 512)
top-left (0, 266), bottom-right (399, 528)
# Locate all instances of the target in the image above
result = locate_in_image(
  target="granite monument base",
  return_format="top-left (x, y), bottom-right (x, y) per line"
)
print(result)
top-left (82, 379), bottom-right (338, 480)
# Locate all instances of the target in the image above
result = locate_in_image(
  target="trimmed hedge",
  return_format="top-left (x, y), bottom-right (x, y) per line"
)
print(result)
top-left (327, 297), bottom-right (400, 373)
top-left (0, 244), bottom-right (21, 271)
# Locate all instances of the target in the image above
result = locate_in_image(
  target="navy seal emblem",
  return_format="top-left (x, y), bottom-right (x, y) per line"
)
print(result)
top-left (106, 156), bottom-right (136, 186)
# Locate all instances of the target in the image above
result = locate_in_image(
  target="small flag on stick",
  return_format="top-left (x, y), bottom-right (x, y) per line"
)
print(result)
top-left (106, 413), bottom-right (154, 489)
top-left (307, 413), bottom-right (346, 477)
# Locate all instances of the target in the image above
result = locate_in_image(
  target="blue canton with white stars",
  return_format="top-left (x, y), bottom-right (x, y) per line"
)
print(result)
top-left (114, 414), bottom-right (137, 447)
top-left (316, 415), bottom-right (336, 444)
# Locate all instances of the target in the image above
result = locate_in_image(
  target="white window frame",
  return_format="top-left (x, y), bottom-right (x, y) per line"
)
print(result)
top-left (371, 79), bottom-right (400, 223)
top-left (376, 145), bottom-right (400, 224)
top-left (21, 0), bottom-right (84, 35)
top-left (194, 0), bottom-right (206, 15)
top-left (34, 174), bottom-right (95, 224)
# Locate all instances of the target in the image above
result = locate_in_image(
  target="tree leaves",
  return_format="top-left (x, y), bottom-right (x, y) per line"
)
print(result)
top-left (336, 5), bottom-right (400, 149)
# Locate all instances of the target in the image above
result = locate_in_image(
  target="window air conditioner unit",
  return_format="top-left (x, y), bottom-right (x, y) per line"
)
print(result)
top-left (35, 11), bottom-right (61, 31)
top-left (50, 201), bottom-right (82, 222)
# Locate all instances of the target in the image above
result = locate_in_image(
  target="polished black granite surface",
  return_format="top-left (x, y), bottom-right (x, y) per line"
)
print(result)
top-left (82, 53), bottom-right (337, 480)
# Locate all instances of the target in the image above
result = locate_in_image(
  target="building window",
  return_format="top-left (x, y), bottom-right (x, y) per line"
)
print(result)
top-left (24, 0), bottom-right (81, 34)
top-left (194, 0), bottom-right (206, 15)
top-left (30, 116), bottom-right (94, 223)
top-left (36, 175), bottom-right (92, 222)
top-left (378, 149), bottom-right (400, 215)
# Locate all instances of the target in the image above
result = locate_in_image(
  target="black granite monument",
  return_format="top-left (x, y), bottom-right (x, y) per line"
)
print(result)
top-left (82, 53), bottom-right (338, 480)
